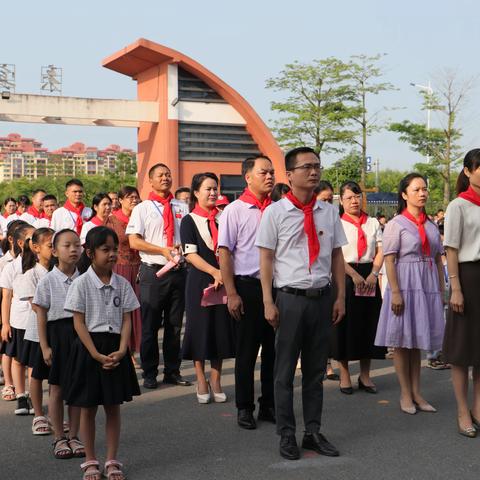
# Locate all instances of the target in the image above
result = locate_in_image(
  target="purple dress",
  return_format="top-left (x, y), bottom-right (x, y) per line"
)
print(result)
top-left (374, 215), bottom-right (444, 350)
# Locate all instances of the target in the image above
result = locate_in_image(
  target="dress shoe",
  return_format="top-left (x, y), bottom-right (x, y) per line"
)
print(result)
top-left (143, 377), bottom-right (158, 389)
top-left (358, 377), bottom-right (377, 394)
top-left (471, 411), bottom-right (480, 429)
top-left (413, 401), bottom-right (437, 413)
top-left (163, 374), bottom-right (192, 387)
top-left (208, 382), bottom-right (227, 403)
top-left (326, 373), bottom-right (340, 381)
top-left (237, 409), bottom-right (256, 430)
top-left (400, 402), bottom-right (416, 415)
top-left (339, 386), bottom-right (353, 395)
top-left (458, 423), bottom-right (477, 438)
top-left (279, 434), bottom-right (300, 460)
top-left (196, 386), bottom-right (211, 404)
top-left (302, 432), bottom-right (339, 457)
top-left (257, 406), bottom-right (276, 424)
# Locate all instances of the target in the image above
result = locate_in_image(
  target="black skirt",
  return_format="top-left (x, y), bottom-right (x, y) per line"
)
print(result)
top-left (330, 263), bottom-right (386, 361)
top-left (20, 339), bottom-right (40, 368)
top-left (64, 332), bottom-right (140, 407)
top-left (32, 317), bottom-right (76, 385)
top-left (3, 327), bottom-right (26, 360)
top-left (443, 261), bottom-right (480, 367)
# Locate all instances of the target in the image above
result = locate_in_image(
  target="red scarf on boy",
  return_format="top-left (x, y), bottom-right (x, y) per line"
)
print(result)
top-left (63, 200), bottom-right (86, 235)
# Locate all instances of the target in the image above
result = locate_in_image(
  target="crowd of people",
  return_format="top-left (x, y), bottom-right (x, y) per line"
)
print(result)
top-left (0, 146), bottom-right (480, 479)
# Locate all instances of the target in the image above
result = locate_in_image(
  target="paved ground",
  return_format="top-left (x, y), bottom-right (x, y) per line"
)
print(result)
top-left (1, 354), bottom-right (479, 480)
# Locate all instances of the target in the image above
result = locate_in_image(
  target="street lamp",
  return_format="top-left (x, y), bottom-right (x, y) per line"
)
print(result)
top-left (410, 81), bottom-right (433, 162)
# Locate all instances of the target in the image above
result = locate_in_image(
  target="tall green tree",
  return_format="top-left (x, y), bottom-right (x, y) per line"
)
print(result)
top-left (266, 58), bottom-right (360, 158)
top-left (322, 150), bottom-right (362, 191)
top-left (346, 54), bottom-right (397, 188)
top-left (389, 70), bottom-right (475, 206)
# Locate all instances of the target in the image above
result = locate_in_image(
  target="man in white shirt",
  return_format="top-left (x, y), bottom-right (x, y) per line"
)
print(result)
top-left (51, 179), bottom-right (92, 234)
top-left (34, 195), bottom-right (58, 229)
top-left (127, 163), bottom-right (191, 389)
top-left (21, 189), bottom-right (46, 224)
top-left (256, 147), bottom-right (347, 461)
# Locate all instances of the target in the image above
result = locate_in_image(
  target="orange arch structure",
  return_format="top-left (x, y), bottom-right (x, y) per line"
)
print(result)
top-left (102, 38), bottom-right (285, 197)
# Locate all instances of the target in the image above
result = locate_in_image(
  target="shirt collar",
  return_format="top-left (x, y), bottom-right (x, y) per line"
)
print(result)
top-left (283, 197), bottom-right (323, 211)
top-left (53, 265), bottom-right (79, 284)
top-left (86, 266), bottom-right (118, 290)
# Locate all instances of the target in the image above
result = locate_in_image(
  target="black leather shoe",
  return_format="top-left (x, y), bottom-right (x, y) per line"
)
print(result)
top-left (143, 377), bottom-right (158, 389)
top-left (163, 374), bottom-right (192, 387)
top-left (258, 406), bottom-right (276, 424)
top-left (302, 432), bottom-right (339, 457)
top-left (358, 377), bottom-right (377, 394)
top-left (280, 434), bottom-right (300, 460)
top-left (238, 409), bottom-right (256, 430)
top-left (339, 386), bottom-right (353, 395)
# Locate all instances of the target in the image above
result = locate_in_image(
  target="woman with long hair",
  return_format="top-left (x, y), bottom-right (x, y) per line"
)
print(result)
top-left (80, 193), bottom-right (112, 245)
top-left (375, 173), bottom-right (445, 414)
top-left (443, 149), bottom-right (480, 437)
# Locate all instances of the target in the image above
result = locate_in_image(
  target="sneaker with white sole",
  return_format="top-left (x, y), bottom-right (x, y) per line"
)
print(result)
top-left (15, 394), bottom-right (29, 415)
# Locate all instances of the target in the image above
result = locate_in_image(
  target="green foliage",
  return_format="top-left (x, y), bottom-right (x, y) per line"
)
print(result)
top-left (322, 150), bottom-right (362, 191)
top-left (365, 168), bottom-right (406, 193)
top-left (266, 58), bottom-right (360, 157)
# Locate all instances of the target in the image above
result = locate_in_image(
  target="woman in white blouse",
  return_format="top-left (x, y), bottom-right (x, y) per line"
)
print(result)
top-left (79, 193), bottom-right (112, 245)
top-left (331, 181), bottom-right (385, 394)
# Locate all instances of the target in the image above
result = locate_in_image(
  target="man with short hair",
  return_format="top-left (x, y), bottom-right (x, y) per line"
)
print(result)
top-left (21, 189), bottom-right (46, 224)
top-left (127, 163), bottom-right (191, 388)
top-left (219, 156), bottom-right (276, 430)
top-left (108, 191), bottom-right (121, 211)
top-left (256, 146), bottom-right (347, 461)
top-left (51, 179), bottom-right (92, 233)
top-left (34, 194), bottom-right (58, 228)
top-left (174, 187), bottom-right (190, 204)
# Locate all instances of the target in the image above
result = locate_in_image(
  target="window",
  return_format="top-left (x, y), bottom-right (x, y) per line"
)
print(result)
top-left (179, 122), bottom-right (261, 162)
top-left (219, 174), bottom-right (245, 199)
top-left (178, 67), bottom-right (226, 103)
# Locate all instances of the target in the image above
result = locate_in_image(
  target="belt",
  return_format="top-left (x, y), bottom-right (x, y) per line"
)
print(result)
top-left (278, 284), bottom-right (331, 298)
top-left (235, 275), bottom-right (261, 283)
top-left (141, 262), bottom-right (165, 269)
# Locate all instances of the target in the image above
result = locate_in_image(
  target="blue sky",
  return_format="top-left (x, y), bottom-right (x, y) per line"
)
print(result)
top-left (1, 0), bottom-right (478, 170)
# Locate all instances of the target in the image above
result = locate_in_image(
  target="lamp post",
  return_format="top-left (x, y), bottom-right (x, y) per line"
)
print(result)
top-left (410, 81), bottom-right (433, 162)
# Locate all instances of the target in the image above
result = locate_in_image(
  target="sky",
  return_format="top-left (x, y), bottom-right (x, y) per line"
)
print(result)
top-left (1, 0), bottom-right (479, 171)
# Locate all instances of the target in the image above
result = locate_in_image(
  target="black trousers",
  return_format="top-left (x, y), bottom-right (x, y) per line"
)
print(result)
top-left (235, 277), bottom-right (275, 411)
top-left (139, 264), bottom-right (186, 379)
top-left (274, 289), bottom-right (332, 435)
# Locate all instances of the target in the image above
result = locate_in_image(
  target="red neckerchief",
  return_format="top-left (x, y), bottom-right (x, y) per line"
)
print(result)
top-left (285, 191), bottom-right (320, 268)
top-left (15, 210), bottom-right (22, 216)
top-left (113, 209), bottom-right (130, 225)
top-left (458, 186), bottom-right (480, 206)
top-left (90, 216), bottom-right (104, 227)
top-left (63, 200), bottom-right (85, 235)
top-left (27, 205), bottom-right (44, 219)
top-left (2, 212), bottom-right (8, 219)
top-left (402, 209), bottom-right (430, 256)
top-left (342, 212), bottom-right (368, 262)
top-left (192, 205), bottom-right (219, 254)
top-left (238, 188), bottom-right (272, 212)
top-left (148, 191), bottom-right (174, 246)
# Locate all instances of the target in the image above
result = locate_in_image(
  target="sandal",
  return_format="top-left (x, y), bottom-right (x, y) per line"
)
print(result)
top-left (68, 436), bottom-right (86, 458)
top-left (32, 415), bottom-right (52, 436)
top-left (53, 436), bottom-right (73, 459)
top-left (81, 460), bottom-right (101, 480)
top-left (104, 460), bottom-right (126, 480)
top-left (1, 384), bottom-right (15, 401)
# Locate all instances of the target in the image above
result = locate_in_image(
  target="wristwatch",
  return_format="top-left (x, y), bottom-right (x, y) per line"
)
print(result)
top-left (372, 271), bottom-right (380, 278)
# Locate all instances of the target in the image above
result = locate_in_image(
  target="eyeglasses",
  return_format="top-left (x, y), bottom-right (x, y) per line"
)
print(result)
top-left (342, 194), bottom-right (362, 202)
top-left (289, 163), bottom-right (323, 172)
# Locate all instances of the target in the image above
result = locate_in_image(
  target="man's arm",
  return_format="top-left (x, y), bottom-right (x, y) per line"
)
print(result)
top-left (331, 247), bottom-right (346, 325)
top-left (259, 247), bottom-right (279, 329)
top-left (218, 247), bottom-right (244, 321)
top-left (128, 234), bottom-right (174, 262)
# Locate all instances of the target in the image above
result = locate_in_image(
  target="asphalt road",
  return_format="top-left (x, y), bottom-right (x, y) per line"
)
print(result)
top-left (1, 354), bottom-right (479, 480)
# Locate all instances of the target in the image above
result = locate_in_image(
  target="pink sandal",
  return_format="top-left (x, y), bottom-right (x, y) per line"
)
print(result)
top-left (104, 460), bottom-right (126, 480)
top-left (80, 460), bottom-right (101, 480)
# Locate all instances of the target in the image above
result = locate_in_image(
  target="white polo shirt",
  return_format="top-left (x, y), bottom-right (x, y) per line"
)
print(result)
top-left (19, 212), bottom-right (37, 225)
top-left (34, 217), bottom-right (53, 229)
top-left (0, 216), bottom-right (9, 237)
top-left (51, 206), bottom-right (92, 232)
top-left (64, 266), bottom-right (140, 334)
top-left (341, 216), bottom-right (383, 264)
top-left (255, 198), bottom-right (347, 289)
top-left (0, 255), bottom-right (30, 329)
top-left (126, 198), bottom-right (188, 265)
top-left (33, 266), bottom-right (80, 321)
top-left (18, 263), bottom-right (48, 342)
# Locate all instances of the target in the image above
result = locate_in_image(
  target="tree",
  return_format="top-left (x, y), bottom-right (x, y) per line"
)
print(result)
top-left (266, 58), bottom-right (360, 158)
top-left (114, 152), bottom-right (137, 178)
top-left (322, 150), bottom-right (362, 191)
top-left (346, 54), bottom-right (397, 188)
top-left (389, 70), bottom-right (475, 206)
